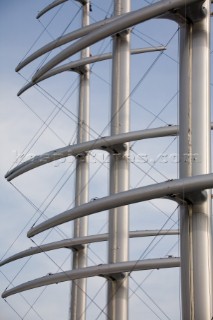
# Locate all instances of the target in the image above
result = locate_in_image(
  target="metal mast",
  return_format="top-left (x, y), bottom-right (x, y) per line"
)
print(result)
top-left (179, 0), bottom-right (213, 318)
top-left (108, 0), bottom-right (130, 319)
top-left (70, 1), bottom-right (90, 320)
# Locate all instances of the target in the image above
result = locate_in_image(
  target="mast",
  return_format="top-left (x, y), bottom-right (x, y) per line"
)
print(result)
top-left (108, 0), bottom-right (130, 319)
top-left (179, 0), bottom-right (213, 318)
top-left (70, 1), bottom-right (90, 320)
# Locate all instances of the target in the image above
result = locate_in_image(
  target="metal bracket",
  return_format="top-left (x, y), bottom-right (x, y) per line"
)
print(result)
top-left (66, 244), bottom-right (85, 251)
top-left (75, 151), bottom-right (88, 159)
top-left (75, 0), bottom-right (88, 5)
top-left (167, 190), bottom-right (207, 205)
top-left (99, 272), bottom-right (126, 281)
top-left (70, 65), bottom-right (88, 75)
top-left (160, 0), bottom-right (206, 24)
top-left (183, 190), bottom-right (207, 204)
top-left (112, 28), bottom-right (131, 39)
top-left (100, 142), bottom-right (127, 155)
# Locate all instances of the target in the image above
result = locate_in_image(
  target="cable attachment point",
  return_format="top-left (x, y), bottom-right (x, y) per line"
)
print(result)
top-left (99, 272), bottom-right (126, 281)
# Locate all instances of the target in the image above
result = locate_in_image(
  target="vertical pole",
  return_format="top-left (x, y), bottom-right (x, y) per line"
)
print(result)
top-left (179, 1), bottom-right (213, 319)
top-left (108, 0), bottom-right (130, 319)
top-left (70, 1), bottom-right (90, 320)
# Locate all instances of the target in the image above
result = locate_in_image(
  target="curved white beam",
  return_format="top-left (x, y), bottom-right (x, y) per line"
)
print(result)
top-left (0, 230), bottom-right (178, 266)
top-left (2, 257), bottom-right (180, 298)
top-left (32, 0), bottom-right (201, 82)
top-left (6, 121), bottom-right (213, 182)
top-left (17, 47), bottom-right (165, 96)
top-left (15, 16), bottom-right (119, 72)
top-left (36, 0), bottom-right (69, 19)
top-left (5, 126), bottom-right (178, 181)
top-left (27, 174), bottom-right (213, 238)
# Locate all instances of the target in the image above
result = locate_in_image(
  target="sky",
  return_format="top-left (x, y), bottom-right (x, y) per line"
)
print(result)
top-left (0, 0), bottom-right (212, 320)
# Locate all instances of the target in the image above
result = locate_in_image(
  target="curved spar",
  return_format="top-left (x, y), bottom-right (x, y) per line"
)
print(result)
top-left (36, 0), bottom-right (69, 19)
top-left (27, 174), bottom-right (213, 238)
top-left (0, 235), bottom-right (107, 268)
top-left (6, 121), bottom-right (213, 182)
top-left (32, 0), bottom-right (202, 82)
top-left (5, 126), bottom-right (178, 181)
top-left (0, 230), bottom-right (179, 267)
top-left (17, 47), bottom-right (166, 96)
top-left (15, 15), bottom-right (119, 72)
top-left (2, 257), bottom-right (180, 298)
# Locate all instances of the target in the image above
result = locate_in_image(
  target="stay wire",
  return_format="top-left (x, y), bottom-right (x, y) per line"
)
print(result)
top-left (24, 197), bottom-right (110, 319)
top-left (14, 166), bottom-right (76, 235)
top-left (2, 161), bottom-right (108, 295)
top-left (27, 239), bottom-right (109, 319)
top-left (1, 254), bottom-right (73, 320)
top-left (122, 226), bottom-right (180, 320)
top-left (12, 73), bottom-right (80, 168)
top-left (89, 27), bottom-right (176, 127)
top-left (129, 237), bottom-right (180, 312)
top-left (1, 162), bottom-right (75, 261)
top-left (7, 28), bottom-right (180, 270)
top-left (132, 26), bottom-right (164, 46)
top-left (19, 4), bottom-right (65, 64)
top-left (130, 92), bottom-right (178, 149)
top-left (32, 161), bottom-right (77, 227)
top-left (142, 216), bottom-right (179, 260)
top-left (2, 210), bottom-right (107, 319)
top-left (130, 211), bottom-right (179, 301)
top-left (19, 97), bottom-right (67, 146)
top-left (3, 300), bottom-right (26, 320)
top-left (94, 207), bottom-right (179, 320)
top-left (35, 6), bottom-right (81, 72)
top-left (132, 137), bottom-right (177, 187)
top-left (21, 252), bottom-right (72, 320)
top-left (131, 148), bottom-right (170, 181)
top-left (3, 174), bottom-right (177, 318)
top-left (2, 135), bottom-right (111, 270)
top-left (91, 69), bottom-right (168, 126)
top-left (92, 27), bottom-right (179, 141)
top-left (149, 200), bottom-right (177, 223)
top-left (3, 10), bottom-right (181, 320)
top-left (129, 241), bottom-right (179, 320)
top-left (1, 270), bottom-right (45, 320)
top-left (24, 24), bottom-right (179, 156)
top-left (131, 97), bottom-right (168, 126)
top-left (20, 0), bottom-right (111, 94)
top-left (77, 281), bottom-right (107, 320)
top-left (13, 2), bottom-right (179, 177)
top-left (132, 28), bottom-right (179, 64)
top-left (12, 26), bottom-right (177, 173)
top-left (89, 0), bottom-right (113, 19)
top-left (131, 277), bottom-right (172, 320)
top-left (129, 289), bottom-right (165, 320)
top-left (5, 21), bottom-right (179, 262)
top-left (133, 237), bottom-right (179, 292)
top-left (12, 6), bottom-right (86, 168)
top-left (20, 3), bottom-right (81, 87)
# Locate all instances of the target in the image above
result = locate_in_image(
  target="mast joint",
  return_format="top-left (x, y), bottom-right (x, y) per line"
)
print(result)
top-left (99, 272), bottom-right (127, 281)
top-left (75, 0), bottom-right (88, 6)
top-left (112, 28), bottom-right (131, 39)
top-left (170, 0), bottom-right (206, 23)
top-left (161, 0), bottom-right (207, 24)
top-left (101, 142), bottom-right (127, 155)
top-left (70, 65), bottom-right (88, 75)
top-left (168, 190), bottom-right (207, 205)
top-left (67, 244), bottom-right (85, 251)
